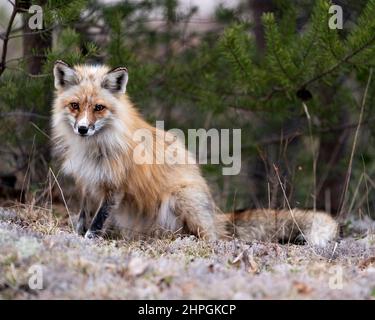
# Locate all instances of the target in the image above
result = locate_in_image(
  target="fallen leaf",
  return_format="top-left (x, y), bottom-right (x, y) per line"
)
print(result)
top-left (231, 251), bottom-right (244, 265)
top-left (243, 250), bottom-right (258, 273)
top-left (231, 250), bottom-right (258, 273)
top-left (293, 281), bottom-right (313, 295)
top-left (127, 257), bottom-right (148, 277)
top-left (358, 257), bottom-right (375, 270)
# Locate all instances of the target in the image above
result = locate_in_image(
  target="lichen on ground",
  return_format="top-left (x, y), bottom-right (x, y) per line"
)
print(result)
top-left (0, 207), bottom-right (375, 299)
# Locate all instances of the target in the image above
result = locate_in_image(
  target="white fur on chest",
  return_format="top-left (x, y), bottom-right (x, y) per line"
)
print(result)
top-left (62, 131), bottom-right (128, 188)
top-left (63, 146), bottom-right (111, 187)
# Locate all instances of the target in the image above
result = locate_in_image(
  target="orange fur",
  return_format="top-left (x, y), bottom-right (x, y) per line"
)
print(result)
top-left (52, 62), bottom-right (338, 246)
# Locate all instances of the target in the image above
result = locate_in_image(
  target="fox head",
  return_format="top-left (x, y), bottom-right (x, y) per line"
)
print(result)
top-left (52, 60), bottom-right (128, 137)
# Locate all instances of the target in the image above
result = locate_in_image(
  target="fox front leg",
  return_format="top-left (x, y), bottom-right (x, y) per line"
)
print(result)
top-left (76, 207), bottom-right (88, 236)
top-left (76, 197), bottom-right (90, 236)
top-left (84, 198), bottom-right (112, 239)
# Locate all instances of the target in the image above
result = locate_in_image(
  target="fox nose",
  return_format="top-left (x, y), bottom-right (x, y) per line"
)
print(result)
top-left (78, 126), bottom-right (89, 135)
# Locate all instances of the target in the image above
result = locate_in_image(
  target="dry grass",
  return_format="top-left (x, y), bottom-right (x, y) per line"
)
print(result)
top-left (0, 206), bottom-right (375, 300)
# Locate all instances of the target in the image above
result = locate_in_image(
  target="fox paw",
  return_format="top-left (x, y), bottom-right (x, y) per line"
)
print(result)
top-left (84, 230), bottom-right (100, 240)
top-left (76, 220), bottom-right (87, 236)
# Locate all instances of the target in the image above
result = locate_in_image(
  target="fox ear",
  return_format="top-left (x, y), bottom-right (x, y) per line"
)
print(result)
top-left (53, 60), bottom-right (79, 90)
top-left (102, 67), bottom-right (128, 94)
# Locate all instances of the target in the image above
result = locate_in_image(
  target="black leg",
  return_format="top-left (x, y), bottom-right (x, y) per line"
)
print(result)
top-left (84, 199), bottom-right (111, 239)
top-left (76, 208), bottom-right (87, 236)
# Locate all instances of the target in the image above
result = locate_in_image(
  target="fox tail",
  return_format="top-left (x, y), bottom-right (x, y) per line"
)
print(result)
top-left (218, 209), bottom-right (338, 247)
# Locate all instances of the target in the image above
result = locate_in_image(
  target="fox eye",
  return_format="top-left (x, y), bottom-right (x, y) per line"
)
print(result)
top-left (94, 104), bottom-right (105, 112)
top-left (70, 102), bottom-right (79, 110)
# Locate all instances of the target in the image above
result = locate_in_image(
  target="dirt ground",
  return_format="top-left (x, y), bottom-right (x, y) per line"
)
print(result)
top-left (0, 206), bottom-right (375, 299)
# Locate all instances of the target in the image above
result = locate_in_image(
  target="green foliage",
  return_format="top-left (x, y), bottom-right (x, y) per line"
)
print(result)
top-left (1, 0), bottom-right (375, 212)
top-left (44, 0), bottom-right (88, 26)
top-left (188, 0), bottom-right (375, 209)
top-left (211, 0), bottom-right (375, 117)
top-left (347, 0), bottom-right (375, 66)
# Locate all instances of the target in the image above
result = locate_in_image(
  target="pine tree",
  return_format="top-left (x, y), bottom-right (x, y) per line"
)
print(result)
top-left (180, 0), bottom-right (375, 214)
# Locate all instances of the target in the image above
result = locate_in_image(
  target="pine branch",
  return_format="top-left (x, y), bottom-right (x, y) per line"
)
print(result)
top-left (301, 32), bottom-right (375, 89)
top-left (258, 31), bottom-right (375, 104)
top-left (226, 44), bottom-right (252, 81)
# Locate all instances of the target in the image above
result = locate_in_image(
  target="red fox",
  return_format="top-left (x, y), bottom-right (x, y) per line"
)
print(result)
top-left (51, 60), bottom-right (338, 246)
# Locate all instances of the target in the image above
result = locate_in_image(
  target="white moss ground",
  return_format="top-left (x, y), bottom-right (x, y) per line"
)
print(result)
top-left (0, 207), bottom-right (375, 299)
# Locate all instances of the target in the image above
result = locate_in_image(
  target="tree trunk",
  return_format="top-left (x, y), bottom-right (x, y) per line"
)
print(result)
top-left (249, 0), bottom-right (275, 52)
top-left (22, 0), bottom-right (52, 75)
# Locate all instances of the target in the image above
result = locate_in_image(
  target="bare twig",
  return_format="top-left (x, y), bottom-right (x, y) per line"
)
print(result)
top-left (272, 164), bottom-right (307, 244)
top-left (49, 168), bottom-right (74, 232)
top-left (0, 111), bottom-right (49, 119)
top-left (338, 68), bottom-right (373, 218)
top-left (8, 25), bottom-right (55, 39)
top-left (20, 135), bottom-right (36, 202)
top-left (5, 66), bottom-right (50, 78)
top-left (303, 102), bottom-right (317, 211)
top-left (347, 173), bottom-right (364, 215)
top-left (0, 2), bottom-right (17, 77)
top-left (254, 116), bottom-right (375, 147)
top-left (30, 122), bottom-right (51, 140)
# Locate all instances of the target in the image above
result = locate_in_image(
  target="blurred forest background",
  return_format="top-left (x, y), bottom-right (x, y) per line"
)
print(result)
top-left (1, 0), bottom-right (375, 224)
